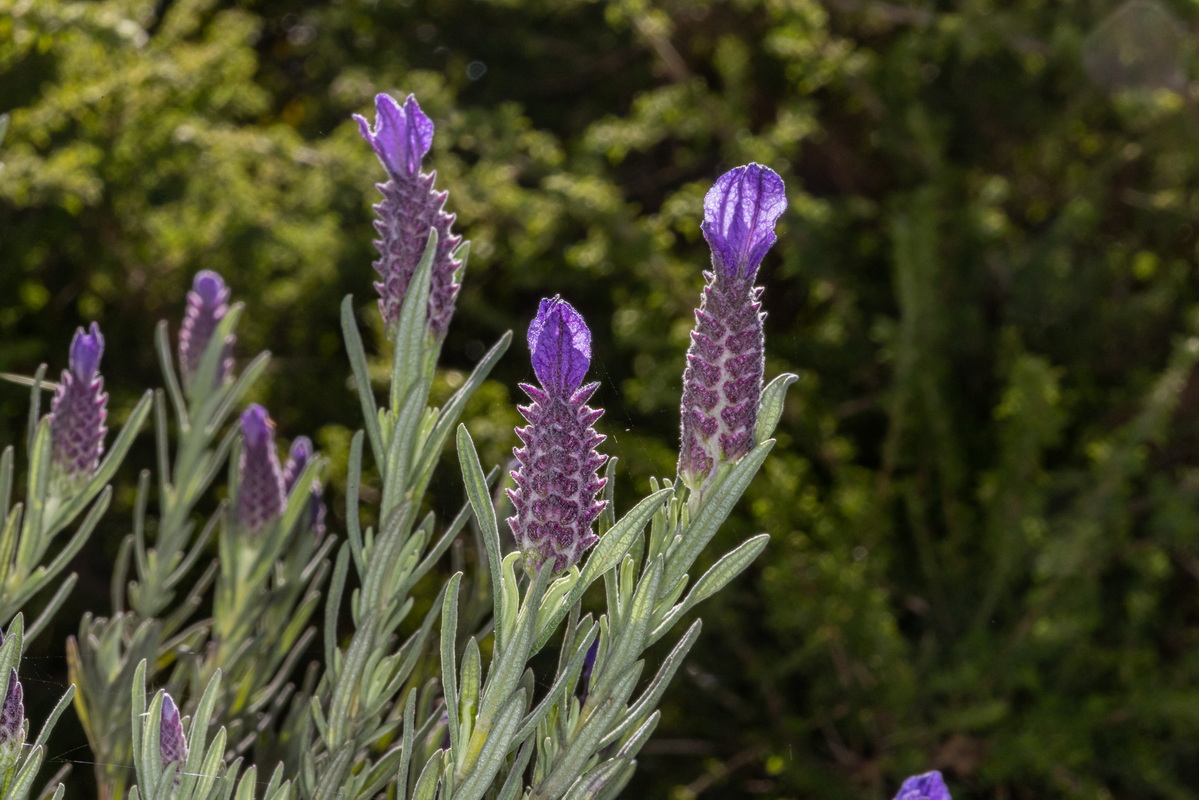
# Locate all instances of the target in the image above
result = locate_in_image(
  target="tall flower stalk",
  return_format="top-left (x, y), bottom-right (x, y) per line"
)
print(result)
top-left (509, 297), bottom-right (607, 574)
top-left (678, 163), bottom-right (787, 496)
top-left (356, 93), bottom-right (465, 339)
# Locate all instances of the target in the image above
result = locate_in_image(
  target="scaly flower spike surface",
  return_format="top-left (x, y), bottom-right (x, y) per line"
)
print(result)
top-left (48, 323), bottom-right (108, 495)
top-left (508, 297), bottom-right (607, 573)
top-left (355, 93), bottom-right (464, 339)
top-left (159, 693), bottom-right (188, 786)
top-left (894, 771), bottom-right (952, 800)
top-left (0, 669), bottom-right (24, 773)
top-left (236, 404), bottom-right (285, 536)
top-left (678, 163), bottom-right (786, 490)
top-left (178, 270), bottom-right (234, 391)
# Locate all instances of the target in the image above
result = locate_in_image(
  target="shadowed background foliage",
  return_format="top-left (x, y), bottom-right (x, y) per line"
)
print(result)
top-left (5, 0), bottom-right (1199, 797)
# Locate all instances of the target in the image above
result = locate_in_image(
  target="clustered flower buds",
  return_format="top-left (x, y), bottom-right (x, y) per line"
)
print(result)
top-left (508, 297), bottom-right (607, 573)
top-left (355, 93), bottom-right (464, 339)
top-left (178, 270), bottom-right (234, 392)
top-left (0, 669), bottom-right (24, 772)
top-left (678, 163), bottom-right (786, 490)
top-left (894, 771), bottom-right (951, 800)
top-left (159, 692), bottom-right (188, 780)
top-left (283, 435), bottom-right (325, 538)
top-left (48, 323), bottom-right (108, 495)
top-left (236, 404), bottom-right (285, 535)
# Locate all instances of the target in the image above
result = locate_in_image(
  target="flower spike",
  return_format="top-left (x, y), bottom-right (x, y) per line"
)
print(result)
top-left (355, 92), bottom-right (464, 339)
top-left (679, 164), bottom-right (786, 490)
top-left (508, 297), bottom-right (607, 573)
top-left (236, 404), bottom-right (285, 535)
top-left (284, 435), bottom-right (326, 538)
top-left (48, 323), bottom-right (108, 495)
top-left (178, 270), bottom-right (234, 391)
top-left (159, 692), bottom-right (188, 784)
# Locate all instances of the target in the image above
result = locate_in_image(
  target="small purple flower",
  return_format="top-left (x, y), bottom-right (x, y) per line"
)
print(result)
top-left (894, 771), bottom-right (951, 800)
top-left (0, 669), bottom-right (24, 771)
top-left (48, 323), bottom-right (108, 494)
top-left (236, 405), bottom-right (285, 535)
top-left (159, 692), bottom-right (188, 780)
top-left (178, 270), bottom-right (234, 391)
top-left (283, 436), bottom-right (326, 538)
top-left (508, 298), bottom-right (607, 573)
top-left (678, 164), bottom-right (786, 489)
top-left (355, 93), bottom-right (464, 339)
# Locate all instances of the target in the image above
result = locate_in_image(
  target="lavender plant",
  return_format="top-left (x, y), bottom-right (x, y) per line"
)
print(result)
top-left (1, 89), bottom-right (956, 800)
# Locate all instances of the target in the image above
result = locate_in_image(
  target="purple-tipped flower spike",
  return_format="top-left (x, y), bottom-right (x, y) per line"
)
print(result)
top-left (679, 164), bottom-right (786, 489)
top-left (159, 693), bottom-right (188, 779)
top-left (178, 270), bottom-right (234, 390)
top-left (283, 436), bottom-right (326, 538)
top-left (354, 93), bottom-right (464, 339)
top-left (48, 323), bottom-right (108, 494)
top-left (508, 297), bottom-right (607, 573)
top-left (0, 669), bottom-right (24, 772)
top-left (894, 771), bottom-right (951, 800)
top-left (236, 405), bottom-right (285, 535)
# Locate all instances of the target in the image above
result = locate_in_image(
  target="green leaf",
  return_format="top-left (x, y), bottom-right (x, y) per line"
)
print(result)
top-left (652, 534), bottom-right (768, 643)
top-left (441, 572), bottom-right (463, 755)
top-left (341, 296), bottom-right (384, 470)
top-left (456, 424), bottom-right (504, 632)
top-left (754, 372), bottom-right (797, 443)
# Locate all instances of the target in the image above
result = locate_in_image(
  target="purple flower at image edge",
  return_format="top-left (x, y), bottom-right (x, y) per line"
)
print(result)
top-left (355, 93), bottom-right (464, 339)
top-left (0, 669), bottom-right (24, 771)
top-left (507, 297), bottom-right (607, 573)
top-left (236, 404), bottom-right (285, 535)
top-left (48, 323), bottom-right (108, 493)
top-left (895, 771), bottom-right (952, 800)
top-left (678, 163), bottom-right (786, 490)
top-left (178, 270), bottom-right (234, 389)
top-left (284, 436), bottom-right (326, 537)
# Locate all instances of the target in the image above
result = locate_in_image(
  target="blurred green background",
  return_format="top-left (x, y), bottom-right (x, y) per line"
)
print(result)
top-left (6, 0), bottom-right (1199, 797)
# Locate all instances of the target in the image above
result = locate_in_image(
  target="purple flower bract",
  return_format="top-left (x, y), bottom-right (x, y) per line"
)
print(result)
top-left (894, 771), bottom-right (951, 800)
top-left (701, 163), bottom-right (787, 281)
top-left (48, 323), bottom-right (108, 493)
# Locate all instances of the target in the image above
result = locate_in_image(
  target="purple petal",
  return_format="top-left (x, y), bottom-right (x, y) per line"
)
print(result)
top-left (69, 322), bottom-right (104, 382)
top-left (192, 270), bottom-right (229, 307)
top-left (894, 771), bottom-right (951, 800)
top-left (240, 404), bottom-right (273, 450)
top-left (701, 163), bottom-right (787, 281)
top-left (528, 296), bottom-right (591, 395)
top-left (354, 93), bottom-right (434, 179)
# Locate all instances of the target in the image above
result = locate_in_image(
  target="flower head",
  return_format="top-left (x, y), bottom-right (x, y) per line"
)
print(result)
top-left (236, 404), bottom-right (285, 535)
top-left (354, 93), bottom-right (434, 180)
top-left (159, 692), bottom-right (188, 779)
top-left (356, 93), bottom-right (464, 338)
top-left (0, 669), bottom-right (24, 772)
top-left (178, 270), bottom-right (234, 391)
top-left (679, 165), bottom-right (786, 490)
top-left (48, 323), bottom-right (108, 494)
top-left (283, 436), bottom-right (326, 538)
top-left (508, 298), bottom-right (607, 573)
top-left (701, 163), bottom-right (787, 282)
top-left (894, 771), bottom-right (951, 800)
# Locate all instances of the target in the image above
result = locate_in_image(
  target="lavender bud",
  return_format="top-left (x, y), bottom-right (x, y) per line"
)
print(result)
top-left (283, 436), bottom-right (326, 537)
top-left (678, 164), bottom-right (786, 489)
top-left (0, 670), bottom-right (24, 772)
top-left (236, 405), bottom-right (285, 535)
top-left (48, 323), bottom-right (108, 494)
top-left (159, 693), bottom-right (188, 779)
top-left (507, 297), bottom-right (607, 573)
top-left (578, 636), bottom-right (600, 703)
top-left (894, 771), bottom-right (951, 800)
top-left (354, 93), bottom-right (464, 339)
top-left (178, 270), bottom-right (234, 390)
